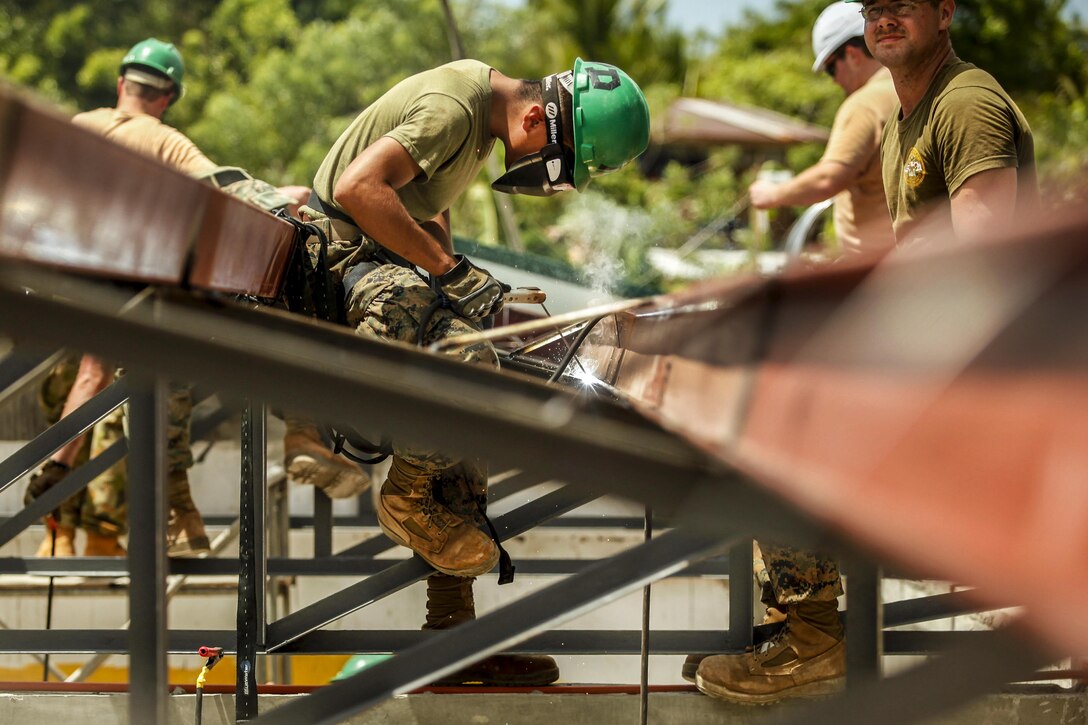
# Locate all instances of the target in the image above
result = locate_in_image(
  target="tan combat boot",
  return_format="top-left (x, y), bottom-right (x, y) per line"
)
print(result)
top-left (284, 423), bottom-right (371, 498)
top-left (695, 600), bottom-right (845, 704)
top-left (35, 525), bottom-right (75, 557)
top-left (424, 573), bottom-right (560, 687)
top-left (376, 457), bottom-right (498, 577)
top-left (84, 531), bottom-right (126, 557)
top-left (167, 470), bottom-right (211, 557)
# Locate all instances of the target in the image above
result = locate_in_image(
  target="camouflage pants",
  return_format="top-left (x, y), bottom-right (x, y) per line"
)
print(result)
top-left (345, 263), bottom-right (497, 518)
top-left (38, 358), bottom-right (194, 536)
top-left (758, 541), bottom-right (843, 605)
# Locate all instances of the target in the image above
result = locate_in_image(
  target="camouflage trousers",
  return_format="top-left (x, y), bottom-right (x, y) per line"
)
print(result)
top-left (758, 541), bottom-right (843, 605)
top-left (38, 357), bottom-right (194, 536)
top-left (345, 263), bottom-right (497, 520)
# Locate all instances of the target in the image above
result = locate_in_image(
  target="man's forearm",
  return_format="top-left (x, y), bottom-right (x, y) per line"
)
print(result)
top-left (52, 354), bottom-right (112, 467)
top-left (336, 181), bottom-right (456, 275)
top-left (750, 161), bottom-right (854, 209)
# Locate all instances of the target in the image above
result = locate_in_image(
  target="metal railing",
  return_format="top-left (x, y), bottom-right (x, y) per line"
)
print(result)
top-left (0, 266), bottom-right (1065, 725)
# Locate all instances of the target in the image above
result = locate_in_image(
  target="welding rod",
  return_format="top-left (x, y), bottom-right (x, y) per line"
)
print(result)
top-left (430, 297), bottom-right (653, 352)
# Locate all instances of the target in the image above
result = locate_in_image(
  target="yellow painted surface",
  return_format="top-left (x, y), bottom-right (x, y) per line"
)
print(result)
top-left (0, 655), bottom-right (350, 686)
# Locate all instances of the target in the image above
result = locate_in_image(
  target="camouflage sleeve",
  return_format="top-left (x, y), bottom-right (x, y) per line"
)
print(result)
top-left (195, 166), bottom-right (296, 213)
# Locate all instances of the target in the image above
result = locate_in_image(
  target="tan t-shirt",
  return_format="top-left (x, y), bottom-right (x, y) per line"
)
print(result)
top-left (820, 67), bottom-right (898, 251)
top-left (71, 108), bottom-right (217, 176)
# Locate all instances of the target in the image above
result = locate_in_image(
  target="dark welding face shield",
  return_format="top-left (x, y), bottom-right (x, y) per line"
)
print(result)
top-left (491, 70), bottom-right (576, 197)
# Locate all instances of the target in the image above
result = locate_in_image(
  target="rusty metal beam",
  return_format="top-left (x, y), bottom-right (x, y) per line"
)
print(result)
top-left (580, 208), bottom-right (1088, 656)
top-left (0, 88), bottom-right (295, 297)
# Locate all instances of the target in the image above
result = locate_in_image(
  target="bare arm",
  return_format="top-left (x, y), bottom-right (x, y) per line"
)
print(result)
top-left (51, 354), bottom-right (112, 467)
top-left (333, 137), bottom-right (457, 275)
top-left (949, 167), bottom-right (1018, 244)
top-left (419, 209), bottom-right (452, 252)
top-left (748, 161), bottom-right (858, 209)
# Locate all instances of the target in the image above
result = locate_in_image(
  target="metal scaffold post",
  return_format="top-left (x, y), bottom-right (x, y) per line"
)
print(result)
top-left (236, 403), bottom-right (267, 721)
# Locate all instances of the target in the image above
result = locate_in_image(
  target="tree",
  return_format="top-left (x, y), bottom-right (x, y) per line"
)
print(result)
top-left (524, 0), bottom-right (688, 85)
top-left (0, 0), bottom-right (219, 109)
top-left (951, 0), bottom-right (1088, 95)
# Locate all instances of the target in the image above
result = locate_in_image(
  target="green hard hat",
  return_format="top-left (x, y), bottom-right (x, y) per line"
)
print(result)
top-left (120, 38), bottom-right (184, 99)
top-left (571, 58), bottom-right (650, 191)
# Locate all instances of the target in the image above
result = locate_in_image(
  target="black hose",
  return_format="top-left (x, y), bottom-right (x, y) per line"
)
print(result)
top-left (195, 685), bottom-right (203, 725)
top-left (416, 295), bottom-right (446, 347)
top-left (639, 506), bottom-right (652, 725)
top-left (43, 526), bottom-right (56, 682)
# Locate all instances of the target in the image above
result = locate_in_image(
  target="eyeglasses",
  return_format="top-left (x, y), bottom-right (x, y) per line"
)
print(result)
top-left (859, 0), bottom-right (924, 22)
top-left (824, 50), bottom-right (844, 77)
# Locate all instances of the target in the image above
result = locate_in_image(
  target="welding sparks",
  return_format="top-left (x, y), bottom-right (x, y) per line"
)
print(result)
top-left (570, 363), bottom-right (603, 388)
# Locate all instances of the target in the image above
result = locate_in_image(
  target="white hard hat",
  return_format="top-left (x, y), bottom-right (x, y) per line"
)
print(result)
top-left (812, 2), bottom-right (865, 72)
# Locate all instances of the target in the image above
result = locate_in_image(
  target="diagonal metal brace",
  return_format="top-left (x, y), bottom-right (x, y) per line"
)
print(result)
top-left (265, 484), bottom-right (597, 650)
top-left (0, 376), bottom-right (128, 494)
top-left (254, 529), bottom-right (732, 725)
top-left (0, 348), bottom-right (66, 409)
top-left (772, 626), bottom-right (1052, 725)
top-left (0, 438), bottom-right (127, 548)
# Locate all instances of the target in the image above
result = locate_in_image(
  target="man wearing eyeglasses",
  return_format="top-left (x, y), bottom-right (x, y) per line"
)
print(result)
top-left (748, 2), bottom-right (897, 254)
top-left (691, 3), bottom-right (899, 708)
top-left (853, 0), bottom-right (1038, 245)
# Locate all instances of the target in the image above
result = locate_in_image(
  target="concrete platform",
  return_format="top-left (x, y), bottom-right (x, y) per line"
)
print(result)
top-left (0, 688), bottom-right (1083, 724)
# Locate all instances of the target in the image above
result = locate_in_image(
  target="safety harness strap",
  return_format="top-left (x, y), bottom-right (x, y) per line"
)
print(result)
top-left (306, 191), bottom-right (417, 271)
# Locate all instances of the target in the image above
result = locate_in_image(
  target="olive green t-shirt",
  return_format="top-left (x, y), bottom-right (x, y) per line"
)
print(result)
top-left (313, 60), bottom-right (495, 224)
top-left (881, 58), bottom-right (1038, 245)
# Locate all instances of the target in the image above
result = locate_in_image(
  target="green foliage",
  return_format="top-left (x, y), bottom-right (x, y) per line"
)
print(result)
top-left (1023, 78), bottom-right (1088, 205)
top-left (951, 0), bottom-right (1088, 95)
top-left (524, 0), bottom-right (688, 85)
top-left (694, 0), bottom-right (1088, 213)
top-left (1, 0), bottom-right (1086, 294)
top-left (0, 0), bottom-right (220, 109)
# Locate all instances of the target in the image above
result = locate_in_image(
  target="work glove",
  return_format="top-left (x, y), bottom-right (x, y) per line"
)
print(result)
top-left (433, 255), bottom-right (510, 321)
top-left (24, 460), bottom-right (70, 519)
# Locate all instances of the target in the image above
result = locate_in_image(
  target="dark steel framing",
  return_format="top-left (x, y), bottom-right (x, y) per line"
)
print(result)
top-left (0, 266), bottom-right (1060, 724)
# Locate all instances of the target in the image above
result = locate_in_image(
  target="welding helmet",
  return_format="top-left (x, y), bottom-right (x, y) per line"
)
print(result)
top-left (491, 58), bottom-right (649, 196)
top-left (120, 38), bottom-right (185, 101)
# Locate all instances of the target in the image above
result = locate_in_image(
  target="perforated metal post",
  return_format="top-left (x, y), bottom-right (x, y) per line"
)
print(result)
top-left (236, 403), bottom-right (266, 720)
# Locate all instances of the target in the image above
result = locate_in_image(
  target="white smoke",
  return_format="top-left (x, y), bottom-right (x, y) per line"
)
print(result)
top-left (551, 192), bottom-right (658, 295)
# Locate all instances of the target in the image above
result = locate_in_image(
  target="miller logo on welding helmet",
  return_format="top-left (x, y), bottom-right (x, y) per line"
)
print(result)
top-left (492, 58), bottom-right (650, 196)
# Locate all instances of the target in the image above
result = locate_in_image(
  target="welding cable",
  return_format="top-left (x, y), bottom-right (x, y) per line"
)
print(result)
top-left (547, 315), bottom-right (606, 384)
top-left (537, 303), bottom-right (588, 376)
top-left (416, 294), bottom-right (448, 347)
top-left (194, 663), bottom-right (208, 725)
top-left (42, 522), bottom-right (58, 682)
top-left (194, 647), bottom-right (223, 725)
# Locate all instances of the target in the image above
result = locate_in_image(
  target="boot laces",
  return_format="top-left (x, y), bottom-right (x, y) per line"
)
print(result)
top-left (758, 623), bottom-right (790, 655)
top-left (417, 492), bottom-right (454, 532)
